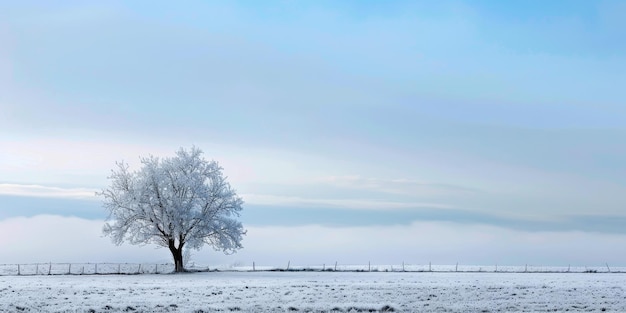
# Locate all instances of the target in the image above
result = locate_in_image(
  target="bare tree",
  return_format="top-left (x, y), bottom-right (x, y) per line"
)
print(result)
top-left (98, 146), bottom-right (245, 272)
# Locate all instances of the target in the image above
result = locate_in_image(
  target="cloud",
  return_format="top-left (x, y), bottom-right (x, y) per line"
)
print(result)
top-left (0, 215), bottom-right (167, 263)
top-left (2, 215), bottom-right (626, 266)
top-left (320, 175), bottom-right (479, 197)
top-left (0, 183), bottom-right (97, 199)
top-left (241, 193), bottom-right (453, 210)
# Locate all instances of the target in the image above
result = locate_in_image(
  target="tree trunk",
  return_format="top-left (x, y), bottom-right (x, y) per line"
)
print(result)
top-left (169, 241), bottom-right (185, 273)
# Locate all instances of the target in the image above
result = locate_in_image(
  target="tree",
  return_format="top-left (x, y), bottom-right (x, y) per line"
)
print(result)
top-left (98, 146), bottom-right (245, 272)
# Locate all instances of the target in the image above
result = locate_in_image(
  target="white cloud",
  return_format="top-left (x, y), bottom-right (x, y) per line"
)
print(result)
top-left (0, 183), bottom-right (97, 199)
top-left (0, 135), bottom-right (346, 189)
top-left (0, 215), bottom-right (168, 263)
top-left (241, 193), bottom-right (453, 210)
top-left (235, 223), bottom-right (626, 266)
top-left (2, 215), bottom-right (625, 266)
top-left (320, 175), bottom-right (478, 196)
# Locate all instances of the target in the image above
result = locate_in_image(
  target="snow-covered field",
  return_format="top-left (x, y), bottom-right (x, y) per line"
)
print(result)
top-left (1, 271), bottom-right (624, 312)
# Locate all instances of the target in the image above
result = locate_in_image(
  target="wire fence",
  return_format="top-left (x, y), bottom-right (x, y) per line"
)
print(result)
top-left (0, 263), bottom-right (180, 276)
top-left (224, 262), bottom-right (625, 274)
top-left (1, 262), bottom-right (624, 276)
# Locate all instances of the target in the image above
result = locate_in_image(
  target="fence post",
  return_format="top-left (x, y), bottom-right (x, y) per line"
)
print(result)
top-left (17, 264), bottom-right (20, 276)
top-left (253, 262), bottom-right (255, 272)
top-left (429, 262), bottom-right (431, 272)
top-left (155, 264), bottom-right (158, 274)
top-left (95, 263), bottom-right (98, 274)
top-left (456, 262), bottom-right (458, 272)
top-left (138, 264), bottom-right (142, 274)
top-left (48, 262), bottom-right (52, 275)
top-left (334, 261), bottom-right (337, 271)
top-left (68, 264), bottom-right (72, 275)
top-left (368, 261), bottom-right (370, 272)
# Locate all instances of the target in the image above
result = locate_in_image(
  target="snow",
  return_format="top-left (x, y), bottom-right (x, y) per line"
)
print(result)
top-left (1, 271), bottom-right (625, 312)
top-left (101, 146), bottom-right (245, 270)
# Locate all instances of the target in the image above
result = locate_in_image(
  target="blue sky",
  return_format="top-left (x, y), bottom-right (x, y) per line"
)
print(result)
top-left (1, 0), bottom-right (626, 266)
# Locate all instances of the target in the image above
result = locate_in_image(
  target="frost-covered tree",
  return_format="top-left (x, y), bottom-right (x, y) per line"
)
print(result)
top-left (98, 146), bottom-right (245, 272)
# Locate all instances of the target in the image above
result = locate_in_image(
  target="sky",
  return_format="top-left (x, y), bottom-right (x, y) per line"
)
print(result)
top-left (1, 0), bottom-right (626, 267)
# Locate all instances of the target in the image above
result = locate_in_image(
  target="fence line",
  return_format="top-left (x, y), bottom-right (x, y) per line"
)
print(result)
top-left (231, 262), bottom-right (625, 274)
top-left (0, 263), bottom-right (180, 276)
top-left (1, 262), bottom-right (623, 276)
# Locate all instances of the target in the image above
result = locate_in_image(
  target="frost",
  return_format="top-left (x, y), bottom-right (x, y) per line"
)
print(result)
top-left (98, 146), bottom-right (245, 272)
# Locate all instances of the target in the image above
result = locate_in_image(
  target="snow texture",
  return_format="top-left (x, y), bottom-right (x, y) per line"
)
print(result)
top-left (1, 271), bottom-right (624, 312)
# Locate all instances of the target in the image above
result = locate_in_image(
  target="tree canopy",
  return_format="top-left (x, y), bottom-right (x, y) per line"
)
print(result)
top-left (99, 146), bottom-right (245, 272)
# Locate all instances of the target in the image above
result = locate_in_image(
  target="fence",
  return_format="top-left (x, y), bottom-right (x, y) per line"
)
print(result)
top-left (224, 262), bottom-right (625, 274)
top-left (1, 262), bottom-right (623, 276)
top-left (0, 263), bottom-right (181, 276)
